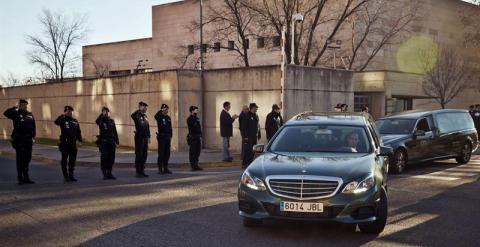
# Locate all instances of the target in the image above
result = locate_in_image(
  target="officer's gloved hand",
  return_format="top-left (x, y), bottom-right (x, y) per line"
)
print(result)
top-left (32, 138), bottom-right (35, 144)
top-left (76, 141), bottom-right (82, 148)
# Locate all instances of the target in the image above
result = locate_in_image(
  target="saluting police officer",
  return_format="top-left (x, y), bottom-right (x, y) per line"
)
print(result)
top-left (54, 106), bottom-right (82, 182)
top-left (155, 104), bottom-right (173, 174)
top-left (131, 102), bottom-right (150, 177)
top-left (187, 106), bottom-right (203, 171)
top-left (240, 103), bottom-right (261, 169)
top-left (265, 104), bottom-right (283, 142)
top-left (96, 107), bottom-right (119, 180)
top-left (4, 99), bottom-right (36, 184)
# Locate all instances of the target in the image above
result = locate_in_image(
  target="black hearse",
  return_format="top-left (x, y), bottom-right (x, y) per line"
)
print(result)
top-left (376, 109), bottom-right (478, 174)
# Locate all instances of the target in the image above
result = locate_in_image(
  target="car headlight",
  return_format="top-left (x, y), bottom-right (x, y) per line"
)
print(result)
top-left (342, 175), bottom-right (375, 194)
top-left (241, 171), bottom-right (266, 191)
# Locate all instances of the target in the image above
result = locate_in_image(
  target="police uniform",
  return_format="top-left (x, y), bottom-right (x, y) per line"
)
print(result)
top-left (187, 106), bottom-right (203, 171)
top-left (54, 106), bottom-right (82, 182)
top-left (155, 104), bottom-right (173, 174)
top-left (3, 99), bottom-right (36, 184)
top-left (240, 104), bottom-right (261, 169)
top-left (265, 104), bottom-right (283, 141)
top-left (96, 107), bottom-right (119, 179)
top-left (131, 102), bottom-right (150, 177)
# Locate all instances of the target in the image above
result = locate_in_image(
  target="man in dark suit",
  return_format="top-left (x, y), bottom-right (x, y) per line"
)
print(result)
top-left (240, 103), bottom-right (261, 169)
top-left (187, 106), bottom-right (203, 171)
top-left (220, 101), bottom-right (238, 162)
top-left (265, 104), bottom-right (283, 142)
top-left (4, 99), bottom-right (36, 184)
top-left (155, 104), bottom-right (173, 174)
top-left (238, 105), bottom-right (249, 159)
top-left (96, 107), bottom-right (119, 180)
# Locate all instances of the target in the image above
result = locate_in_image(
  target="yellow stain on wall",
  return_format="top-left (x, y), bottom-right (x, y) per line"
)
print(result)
top-left (396, 36), bottom-right (438, 74)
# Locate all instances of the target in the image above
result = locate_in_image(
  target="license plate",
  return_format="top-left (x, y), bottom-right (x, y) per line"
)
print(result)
top-left (280, 201), bottom-right (324, 213)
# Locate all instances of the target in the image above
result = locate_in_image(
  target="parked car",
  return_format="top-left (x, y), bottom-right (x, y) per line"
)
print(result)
top-left (238, 112), bottom-right (393, 234)
top-left (376, 109), bottom-right (478, 174)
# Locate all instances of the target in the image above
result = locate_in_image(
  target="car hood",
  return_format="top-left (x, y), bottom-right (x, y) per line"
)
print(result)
top-left (381, 134), bottom-right (409, 144)
top-left (248, 152), bottom-right (376, 182)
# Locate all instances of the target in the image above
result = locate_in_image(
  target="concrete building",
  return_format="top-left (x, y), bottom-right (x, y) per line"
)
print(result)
top-left (83, 0), bottom-right (480, 118)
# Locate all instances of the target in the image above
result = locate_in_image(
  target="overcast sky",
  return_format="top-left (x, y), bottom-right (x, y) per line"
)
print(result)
top-left (0, 0), bottom-right (476, 84)
top-left (0, 0), bottom-right (179, 84)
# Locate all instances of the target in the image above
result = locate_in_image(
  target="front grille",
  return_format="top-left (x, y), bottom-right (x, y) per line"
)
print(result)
top-left (266, 175), bottom-right (342, 200)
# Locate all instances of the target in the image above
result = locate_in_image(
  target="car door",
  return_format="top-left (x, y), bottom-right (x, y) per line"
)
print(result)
top-left (404, 117), bottom-right (435, 162)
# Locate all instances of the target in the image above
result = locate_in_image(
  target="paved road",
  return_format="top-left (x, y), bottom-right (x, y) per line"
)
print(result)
top-left (0, 156), bottom-right (479, 247)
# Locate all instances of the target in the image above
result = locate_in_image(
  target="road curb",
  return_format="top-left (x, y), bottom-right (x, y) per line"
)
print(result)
top-left (0, 151), bottom-right (241, 169)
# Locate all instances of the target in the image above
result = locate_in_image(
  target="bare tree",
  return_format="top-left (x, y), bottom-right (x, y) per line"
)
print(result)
top-left (421, 47), bottom-right (472, 109)
top-left (0, 72), bottom-right (22, 87)
top-left (26, 9), bottom-right (87, 82)
top-left (83, 54), bottom-right (111, 78)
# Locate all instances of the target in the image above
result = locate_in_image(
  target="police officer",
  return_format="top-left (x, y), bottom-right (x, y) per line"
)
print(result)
top-left (54, 106), bottom-right (82, 182)
top-left (469, 105), bottom-right (475, 119)
top-left (240, 103), bottom-right (261, 169)
top-left (4, 99), bottom-right (36, 184)
top-left (96, 107), bottom-right (119, 180)
top-left (155, 104), bottom-right (173, 174)
top-left (238, 105), bottom-right (249, 159)
top-left (265, 104), bottom-right (283, 142)
top-left (131, 102), bottom-right (150, 177)
top-left (187, 106), bottom-right (203, 171)
top-left (474, 104), bottom-right (480, 134)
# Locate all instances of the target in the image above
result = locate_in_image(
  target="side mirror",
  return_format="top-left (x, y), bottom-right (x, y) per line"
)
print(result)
top-left (414, 129), bottom-right (426, 137)
top-left (253, 144), bottom-right (265, 153)
top-left (379, 146), bottom-right (393, 157)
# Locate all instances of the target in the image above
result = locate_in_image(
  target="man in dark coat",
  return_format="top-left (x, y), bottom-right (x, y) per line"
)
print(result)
top-left (220, 101), bottom-right (238, 162)
top-left (474, 104), bottom-right (480, 134)
top-left (131, 102), bottom-right (150, 177)
top-left (240, 103), bottom-right (261, 169)
top-left (238, 105), bottom-right (249, 159)
top-left (155, 104), bottom-right (173, 174)
top-left (265, 104), bottom-right (283, 142)
top-left (96, 107), bottom-right (119, 180)
top-left (4, 99), bottom-right (36, 184)
top-left (187, 105), bottom-right (203, 171)
top-left (54, 105), bottom-right (82, 182)
top-left (469, 105), bottom-right (475, 119)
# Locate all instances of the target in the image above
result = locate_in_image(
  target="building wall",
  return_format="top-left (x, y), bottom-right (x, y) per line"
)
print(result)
top-left (2, 66), bottom-right (353, 152)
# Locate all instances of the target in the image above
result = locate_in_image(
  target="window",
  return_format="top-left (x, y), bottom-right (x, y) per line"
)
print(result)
top-left (109, 70), bottom-right (131, 76)
top-left (257, 37), bottom-right (265, 48)
top-left (376, 118), bottom-right (416, 135)
top-left (244, 39), bottom-right (249, 49)
top-left (201, 44), bottom-right (208, 53)
top-left (415, 118), bottom-right (431, 132)
top-left (436, 112), bottom-right (474, 134)
top-left (272, 36), bottom-right (281, 47)
top-left (269, 125), bottom-right (371, 153)
top-left (228, 40), bottom-right (234, 50)
top-left (213, 42), bottom-right (221, 52)
top-left (187, 45), bottom-right (194, 55)
top-left (354, 94), bottom-right (371, 112)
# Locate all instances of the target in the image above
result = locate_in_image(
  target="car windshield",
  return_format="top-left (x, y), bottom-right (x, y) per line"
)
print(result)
top-left (375, 118), bottom-right (416, 135)
top-left (269, 125), bottom-right (371, 153)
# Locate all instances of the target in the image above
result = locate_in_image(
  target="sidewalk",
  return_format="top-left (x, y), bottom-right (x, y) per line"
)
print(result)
top-left (0, 140), bottom-right (241, 168)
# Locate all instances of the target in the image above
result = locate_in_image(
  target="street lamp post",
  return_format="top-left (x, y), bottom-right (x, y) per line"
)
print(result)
top-left (290, 14), bottom-right (304, 65)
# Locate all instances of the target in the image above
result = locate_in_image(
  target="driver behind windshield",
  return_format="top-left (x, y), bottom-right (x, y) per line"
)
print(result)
top-left (344, 132), bottom-right (360, 152)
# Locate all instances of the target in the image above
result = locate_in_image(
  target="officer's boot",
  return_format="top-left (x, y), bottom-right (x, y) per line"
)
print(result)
top-left (62, 169), bottom-right (70, 182)
top-left (102, 169), bottom-right (108, 180)
top-left (158, 165), bottom-right (165, 174)
top-left (23, 171), bottom-right (35, 184)
top-left (107, 169), bottom-right (116, 180)
top-left (163, 163), bottom-right (172, 174)
top-left (17, 174), bottom-right (25, 185)
top-left (69, 171), bottom-right (78, 182)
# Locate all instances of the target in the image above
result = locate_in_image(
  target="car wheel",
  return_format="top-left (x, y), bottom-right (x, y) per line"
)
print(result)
top-left (456, 143), bottom-right (472, 164)
top-left (390, 149), bottom-right (407, 174)
top-left (359, 189), bottom-right (388, 235)
top-left (242, 217), bottom-right (262, 227)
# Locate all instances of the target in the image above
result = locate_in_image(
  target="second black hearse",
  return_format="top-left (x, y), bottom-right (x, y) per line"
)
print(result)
top-left (376, 109), bottom-right (478, 174)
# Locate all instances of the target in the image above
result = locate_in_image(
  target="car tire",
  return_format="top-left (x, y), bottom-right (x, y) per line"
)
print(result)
top-left (456, 143), bottom-right (472, 164)
top-left (390, 149), bottom-right (407, 174)
top-left (359, 189), bottom-right (388, 235)
top-left (242, 217), bottom-right (262, 227)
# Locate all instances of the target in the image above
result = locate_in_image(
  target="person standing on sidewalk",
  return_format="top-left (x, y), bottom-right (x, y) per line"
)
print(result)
top-left (96, 107), bottom-right (119, 180)
top-left (220, 101), bottom-right (238, 162)
top-left (238, 105), bottom-right (249, 160)
top-left (54, 106), bottom-right (82, 182)
top-left (187, 106), bottom-right (203, 171)
top-left (265, 104), bottom-right (283, 142)
top-left (131, 102), bottom-right (150, 178)
top-left (240, 103), bottom-right (261, 169)
top-left (155, 104), bottom-right (173, 174)
top-left (4, 99), bottom-right (36, 185)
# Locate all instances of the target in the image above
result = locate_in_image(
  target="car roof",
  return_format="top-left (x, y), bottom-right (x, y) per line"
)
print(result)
top-left (285, 112), bottom-right (368, 127)
top-left (378, 109), bottom-right (469, 120)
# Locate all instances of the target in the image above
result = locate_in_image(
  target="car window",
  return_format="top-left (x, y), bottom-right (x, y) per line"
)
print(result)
top-left (436, 112), bottom-right (475, 134)
top-left (269, 125), bottom-right (371, 153)
top-left (416, 118), bottom-right (431, 132)
top-left (376, 118), bottom-right (416, 135)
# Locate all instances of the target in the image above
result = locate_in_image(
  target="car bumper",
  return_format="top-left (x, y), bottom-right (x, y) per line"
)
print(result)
top-left (238, 184), bottom-right (381, 224)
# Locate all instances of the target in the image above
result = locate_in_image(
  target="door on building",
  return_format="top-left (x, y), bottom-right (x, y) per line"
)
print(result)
top-left (354, 94), bottom-right (372, 112)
